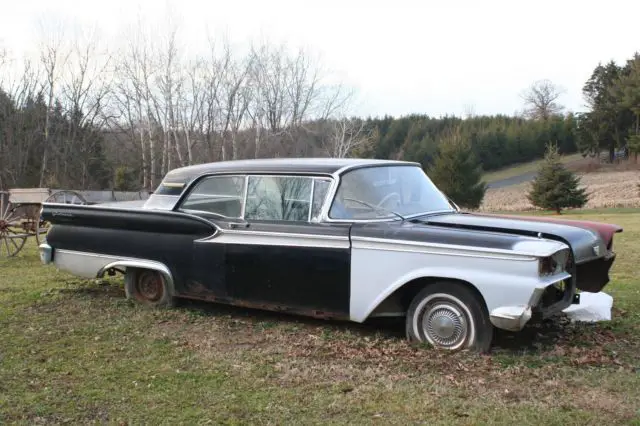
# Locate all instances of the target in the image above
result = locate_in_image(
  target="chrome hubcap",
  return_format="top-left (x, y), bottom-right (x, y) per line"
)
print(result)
top-left (422, 301), bottom-right (468, 349)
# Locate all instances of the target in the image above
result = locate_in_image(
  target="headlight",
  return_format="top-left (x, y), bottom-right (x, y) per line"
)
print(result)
top-left (539, 249), bottom-right (570, 276)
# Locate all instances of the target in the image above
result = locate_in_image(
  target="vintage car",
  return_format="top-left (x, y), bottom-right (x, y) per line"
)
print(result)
top-left (39, 158), bottom-right (622, 352)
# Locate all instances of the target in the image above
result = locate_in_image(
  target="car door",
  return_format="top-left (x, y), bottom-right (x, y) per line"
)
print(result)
top-left (223, 174), bottom-right (352, 317)
top-left (176, 174), bottom-right (247, 298)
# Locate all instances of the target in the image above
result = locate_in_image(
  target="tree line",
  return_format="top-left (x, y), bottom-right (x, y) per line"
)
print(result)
top-left (577, 53), bottom-right (640, 162)
top-left (0, 20), bottom-right (637, 192)
top-left (362, 111), bottom-right (578, 172)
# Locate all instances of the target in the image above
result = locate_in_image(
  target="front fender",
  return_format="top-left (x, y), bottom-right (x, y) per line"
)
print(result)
top-left (349, 246), bottom-right (569, 323)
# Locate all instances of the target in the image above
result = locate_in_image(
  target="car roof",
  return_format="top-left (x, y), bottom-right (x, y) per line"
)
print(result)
top-left (162, 157), bottom-right (419, 182)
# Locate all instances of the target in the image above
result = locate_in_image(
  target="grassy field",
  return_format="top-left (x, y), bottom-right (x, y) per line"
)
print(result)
top-left (482, 153), bottom-right (583, 184)
top-left (1, 210), bottom-right (640, 424)
top-left (482, 170), bottom-right (640, 212)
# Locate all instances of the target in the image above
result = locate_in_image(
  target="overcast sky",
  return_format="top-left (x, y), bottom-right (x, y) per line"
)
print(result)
top-left (1, 0), bottom-right (639, 118)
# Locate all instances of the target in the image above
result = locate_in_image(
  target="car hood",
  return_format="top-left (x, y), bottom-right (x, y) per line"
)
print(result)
top-left (416, 212), bottom-right (617, 265)
top-left (479, 213), bottom-right (622, 248)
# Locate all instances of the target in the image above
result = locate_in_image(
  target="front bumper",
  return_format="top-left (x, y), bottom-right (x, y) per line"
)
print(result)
top-left (489, 272), bottom-right (576, 332)
top-left (489, 305), bottom-right (533, 331)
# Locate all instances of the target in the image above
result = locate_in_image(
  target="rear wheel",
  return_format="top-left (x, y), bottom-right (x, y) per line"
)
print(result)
top-left (125, 268), bottom-right (174, 307)
top-left (405, 281), bottom-right (493, 353)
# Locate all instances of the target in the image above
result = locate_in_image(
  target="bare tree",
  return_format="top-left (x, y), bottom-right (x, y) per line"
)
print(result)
top-left (325, 117), bottom-right (372, 158)
top-left (112, 17), bottom-right (162, 189)
top-left (37, 20), bottom-right (71, 186)
top-left (463, 103), bottom-right (476, 119)
top-left (1, 10), bottom-right (361, 191)
top-left (61, 25), bottom-right (113, 187)
top-left (155, 25), bottom-right (182, 175)
top-left (216, 40), bottom-right (252, 160)
top-left (0, 56), bottom-right (45, 189)
top-left (0, 46), bottom-right (6, 68)
top-left (521, 79), bottom-right (565, 120)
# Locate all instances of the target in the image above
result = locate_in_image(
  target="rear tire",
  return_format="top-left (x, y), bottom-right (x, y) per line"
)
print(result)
top-left (405, 281), bottom-right (493, 353)
top-left (124, 268), bottom-right (174, 308)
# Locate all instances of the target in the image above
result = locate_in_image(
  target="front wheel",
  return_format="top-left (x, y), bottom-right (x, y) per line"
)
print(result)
top-left (124, 268), bottom-right (174, 308)
top-left (405, 282), bottom-right (493, 353)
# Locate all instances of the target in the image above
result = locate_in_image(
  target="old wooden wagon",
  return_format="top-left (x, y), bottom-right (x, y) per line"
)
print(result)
top-left (0, 188), bottom-right (87, 258)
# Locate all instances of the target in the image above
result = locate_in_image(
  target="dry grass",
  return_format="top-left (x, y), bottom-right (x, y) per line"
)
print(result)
top-left (481, 170), bottom-right (640, 212)
top-left (1, 211), bottom-right (640, 424)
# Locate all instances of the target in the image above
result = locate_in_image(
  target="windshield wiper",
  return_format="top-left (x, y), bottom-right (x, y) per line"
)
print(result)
top-left (440, 191), bottom-right (461, 212)
top-left (343, 197), bottom-right (406, 221)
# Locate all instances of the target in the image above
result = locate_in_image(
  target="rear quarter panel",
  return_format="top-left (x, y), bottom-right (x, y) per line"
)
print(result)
top-left (42, 204), bottom-right (216, 293)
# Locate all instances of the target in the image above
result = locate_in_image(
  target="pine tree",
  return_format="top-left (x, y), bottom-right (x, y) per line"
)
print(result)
top-left (428, 126), bottom-right (486, 209)
top-left (612, 53), bottom-right (640, 162)
top-left (528, 144), bottom-right (588, 214)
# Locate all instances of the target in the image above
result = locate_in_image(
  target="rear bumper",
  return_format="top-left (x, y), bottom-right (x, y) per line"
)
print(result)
top-left (39, 243), bottom-right (53, 265)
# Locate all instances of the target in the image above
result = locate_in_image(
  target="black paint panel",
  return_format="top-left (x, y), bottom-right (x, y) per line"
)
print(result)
top-left (43, 205), bottom-right (217, 294)
top-left (47, 224), bottom-right (209, 294)
top-left (352, 220), bottom-right (528, 251)
top-left (225, 244), bottom-right (351, 314)
top-left (42, 204), bottom-right (214, 235)
top-left (163, 158), bottom-right (416, 183)
top-left (188, 242), bottom-right (227, 295)
top-left (223, 221), bottom-right (352, 315)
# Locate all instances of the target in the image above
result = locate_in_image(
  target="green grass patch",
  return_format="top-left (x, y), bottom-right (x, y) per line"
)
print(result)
top-left (1, 210), bottom-right (640, 424)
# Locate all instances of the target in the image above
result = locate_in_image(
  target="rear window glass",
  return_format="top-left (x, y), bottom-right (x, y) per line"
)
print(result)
top-left (154, 181), bottom-right (187, 196)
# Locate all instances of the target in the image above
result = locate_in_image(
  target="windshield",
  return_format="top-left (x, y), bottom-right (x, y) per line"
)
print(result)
top-left (329, 165), bottom-right (454, 220)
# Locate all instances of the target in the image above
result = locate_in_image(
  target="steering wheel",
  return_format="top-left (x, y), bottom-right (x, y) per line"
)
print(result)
top-left (377, 192), bottom-right (401, 208)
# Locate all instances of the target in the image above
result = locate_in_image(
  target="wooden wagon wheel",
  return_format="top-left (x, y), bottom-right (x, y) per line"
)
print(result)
top-left (0, 193), bottom-right (28, 258)
top-left (36, 190), bottom-right (88, 245)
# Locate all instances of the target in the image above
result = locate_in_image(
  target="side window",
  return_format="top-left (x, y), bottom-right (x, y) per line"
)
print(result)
top-left (245, 176), bottom-right (312, 221)
top-left (180, 175), bottom-right (245, 217)
top-left (310, 179), bottom-right (331, 221)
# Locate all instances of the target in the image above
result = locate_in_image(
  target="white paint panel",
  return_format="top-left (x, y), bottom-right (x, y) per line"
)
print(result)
top-left (53, 249), bottom-right (174, 283)
top-left (54, 249), bottom-right (123, 279)
top-left (349, 242), bottom-right (568, 323)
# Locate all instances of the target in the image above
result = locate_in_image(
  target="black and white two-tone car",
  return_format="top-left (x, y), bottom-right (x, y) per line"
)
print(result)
top-left (39, 158), bottom-right (622, 352)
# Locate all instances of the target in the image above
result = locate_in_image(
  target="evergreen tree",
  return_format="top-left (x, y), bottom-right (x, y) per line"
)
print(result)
top-left (528, 144), bottom-right (588, 214)
top-left (582, 60), bottom-right (634, 162)
top-left (114, 166), bottom-right (138, 191)
top-left (612, 53), bottom-right (640, 161)
top-left (428, 127), bottom-right (486, 209)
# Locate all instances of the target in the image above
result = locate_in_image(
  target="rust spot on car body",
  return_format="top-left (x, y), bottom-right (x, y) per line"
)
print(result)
top-left (181, 281), bottom-right (346, 320)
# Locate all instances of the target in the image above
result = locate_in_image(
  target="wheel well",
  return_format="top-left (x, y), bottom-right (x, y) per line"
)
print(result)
top-left (97, 260), bottom-right (175, 296)
top-left (369, 276), bottom-right (488, 318)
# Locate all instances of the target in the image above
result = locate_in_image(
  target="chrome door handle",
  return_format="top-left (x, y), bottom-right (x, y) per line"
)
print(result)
top-left (228, 222), bottom-right (250, 229)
